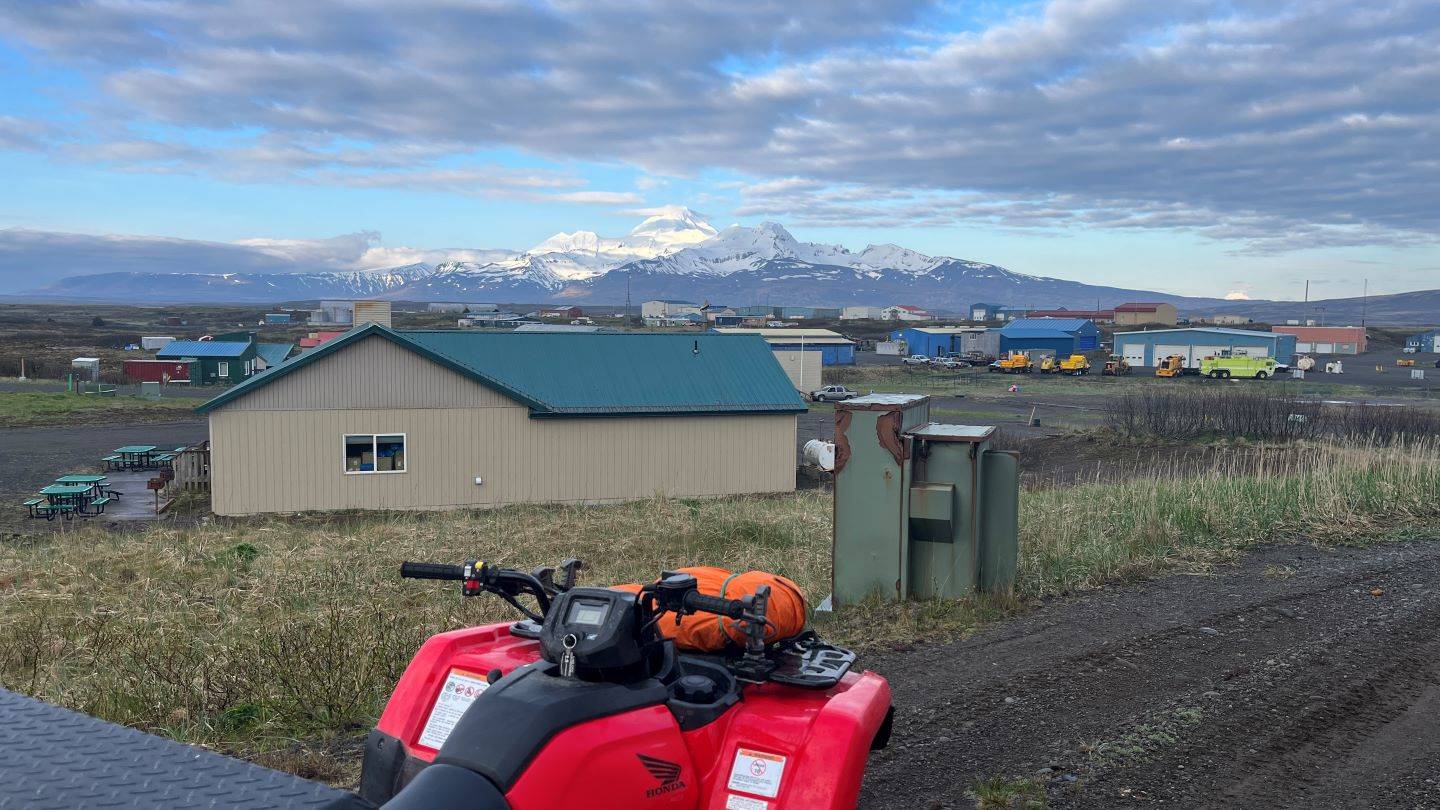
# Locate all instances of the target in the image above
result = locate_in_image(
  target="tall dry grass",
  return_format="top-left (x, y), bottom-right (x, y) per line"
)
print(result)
top-left (1108, 387), bottom-right (1440, 443)
top-left (0, 494), bottom-right (830, 748)
top-left (1, 438), bottom-right (1437, 760)
top-left (1019, 438), bottom-right (1440, 595)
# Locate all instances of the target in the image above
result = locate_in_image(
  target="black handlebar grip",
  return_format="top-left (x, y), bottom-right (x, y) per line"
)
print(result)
top-left (400, 561), bottom-right (467, 581)
top-left (683, 590), bottom-right (746, 619)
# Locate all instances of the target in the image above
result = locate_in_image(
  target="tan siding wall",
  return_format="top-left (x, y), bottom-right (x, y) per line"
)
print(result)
top-left (771, 350), bottom-right (822, 392)
top-left (210, 409), bottom-right (796, 515)
top-left (224, 335), bottom-right (514, 410)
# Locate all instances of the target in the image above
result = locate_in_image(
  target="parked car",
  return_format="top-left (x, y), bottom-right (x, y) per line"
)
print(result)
top-left (936, 356), bottom-right (968, 369)
top-left (902, 354), bottom-right (932, 366)
top-left (809, 385), bottom-right (859, 402)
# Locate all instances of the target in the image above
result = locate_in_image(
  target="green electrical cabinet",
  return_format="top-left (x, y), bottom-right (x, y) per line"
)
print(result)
top-left (832, 394), bottom-right (1020, 606)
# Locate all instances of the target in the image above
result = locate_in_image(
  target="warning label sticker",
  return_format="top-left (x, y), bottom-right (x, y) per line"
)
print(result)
top-left (725, 794), bottom-right (769, 810)
top-left (726, 748), bottom-right (787, 799)
top-left (418, 669), bottom-right (490, 750)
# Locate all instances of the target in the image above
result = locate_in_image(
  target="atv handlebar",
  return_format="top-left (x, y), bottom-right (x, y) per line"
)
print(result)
top-left (400, 560), bottom-right (552, 622)
top-left (400, 561), bottom-right (467, 581)
top-left (682, 590), bottom-right (747, 619)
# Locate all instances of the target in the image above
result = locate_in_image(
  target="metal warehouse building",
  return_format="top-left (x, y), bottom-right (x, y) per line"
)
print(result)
top-left (1271, 325), bottom-right (1367, 355)
top-left (888, 327), bottom-right (998, 359)
top-left (197, 325), bottom-right (806, 516)
top-left (712, 328), bottom-right (856, 365)
top-left (998, 318), bottom-right (1100, 357)
top-left (1114, 327), bottom-right (1297, 369)
top-left (1406, 329), bottom-right (1440, 354)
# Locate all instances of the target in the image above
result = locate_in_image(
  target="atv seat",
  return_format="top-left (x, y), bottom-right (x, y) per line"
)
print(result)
top-left (381, 763), bottom-right (508, 810)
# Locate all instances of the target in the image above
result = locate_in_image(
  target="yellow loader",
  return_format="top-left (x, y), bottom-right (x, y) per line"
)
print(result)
top-left (1155, 355), bottom-right (1186, 378)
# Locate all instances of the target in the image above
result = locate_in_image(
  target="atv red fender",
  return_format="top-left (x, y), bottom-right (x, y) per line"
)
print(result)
top-left (368, 622), bottom-right (892, 809)
top-left (375, 623), bottom-right (539, 759)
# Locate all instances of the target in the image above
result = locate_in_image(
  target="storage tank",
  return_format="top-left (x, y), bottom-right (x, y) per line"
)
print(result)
top-left (803, 439), bottom-right (835, 471)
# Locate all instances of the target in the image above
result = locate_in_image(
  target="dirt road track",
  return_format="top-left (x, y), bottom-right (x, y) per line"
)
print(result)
top-left (859, 540), bottom-right (1440, 809)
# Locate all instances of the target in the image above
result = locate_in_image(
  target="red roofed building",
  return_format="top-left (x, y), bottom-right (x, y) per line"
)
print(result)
top-left (1114, 302), bottom-right (1179, 326)
top-left (1271, 325), bottom-right (1367, 355)
top-left (298, 330), bottom-right (346, 349)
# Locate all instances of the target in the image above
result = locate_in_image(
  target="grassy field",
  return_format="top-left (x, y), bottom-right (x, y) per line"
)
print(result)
top-left (824, 363), bottom-right (1440, 401)
top-left (0, 391), bottom-right (199, 427)
top-left (2, 436), bottom-right (1438, 776)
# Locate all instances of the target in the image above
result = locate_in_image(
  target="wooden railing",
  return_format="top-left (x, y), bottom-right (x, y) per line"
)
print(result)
top-left (172, 441), bottom-right (211, 492)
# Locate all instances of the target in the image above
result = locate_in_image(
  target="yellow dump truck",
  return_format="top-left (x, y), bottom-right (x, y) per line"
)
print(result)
top-left (989, 352), bottom-right (1033, 374)
top-left (1057, 354), bottom-right (1091, 375)
top-left (1037, 355), bottom-right (1058, 373)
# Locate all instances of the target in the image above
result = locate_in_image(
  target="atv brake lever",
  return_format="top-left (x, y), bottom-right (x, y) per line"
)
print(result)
top-left (558, 558), bottom-right (584, 591)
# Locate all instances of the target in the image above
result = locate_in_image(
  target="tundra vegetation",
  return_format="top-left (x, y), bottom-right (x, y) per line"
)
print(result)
top-left (2, 393), bottom-right (1439, 780)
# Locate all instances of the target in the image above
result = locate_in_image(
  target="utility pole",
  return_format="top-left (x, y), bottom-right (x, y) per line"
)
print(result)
top-left (624, 271), bottom-right (632, 328)
top-left (1361, 278), bottom-right (1368, 327)
top-left (1303, 279), bottom-right (1309, 324)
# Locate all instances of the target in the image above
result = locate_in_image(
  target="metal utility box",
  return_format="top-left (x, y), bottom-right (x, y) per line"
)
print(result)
top-left (832, 394), bottom-right (1020, 606)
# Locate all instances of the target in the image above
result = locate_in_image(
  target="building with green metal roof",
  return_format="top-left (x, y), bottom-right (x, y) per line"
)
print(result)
top-left (198, 324), bottom-right (806, 515)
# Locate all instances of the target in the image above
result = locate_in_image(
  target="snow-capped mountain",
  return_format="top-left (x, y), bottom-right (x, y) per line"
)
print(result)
top-left (465, 205), bottom-right (720, 283)
top-left (17, 208), bottom-right (1226, 310)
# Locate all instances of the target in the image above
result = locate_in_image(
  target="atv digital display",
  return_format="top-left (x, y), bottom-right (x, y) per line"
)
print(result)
top-left (565, 600), bottom-right (608, 626)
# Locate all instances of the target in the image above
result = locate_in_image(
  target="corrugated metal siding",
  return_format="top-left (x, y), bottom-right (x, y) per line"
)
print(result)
top-left (221, 335), bottom-right (514, 411)
top-left (157, 340), bottom-right (252, 358)
top-left (210, 408), bottom-right (796, 515)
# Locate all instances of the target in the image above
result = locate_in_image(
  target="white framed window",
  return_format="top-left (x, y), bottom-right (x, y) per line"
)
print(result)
top-left (344, 433), bottom-right (407, 474)
top-left (217, 361), bottom-right (230, 377)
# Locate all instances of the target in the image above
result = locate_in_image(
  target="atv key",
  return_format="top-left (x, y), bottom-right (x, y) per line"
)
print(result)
top-left (559, 633), bottom-right (578, 678)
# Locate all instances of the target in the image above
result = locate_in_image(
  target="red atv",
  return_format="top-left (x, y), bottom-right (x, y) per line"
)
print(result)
top-left (361, 560), bottom-right (893, 809)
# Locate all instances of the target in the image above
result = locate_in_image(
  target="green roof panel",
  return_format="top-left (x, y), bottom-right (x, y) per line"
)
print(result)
top-left (197, 324), bottom-right (805, 417)
top-left (401, 330), bottom-right (805, 416)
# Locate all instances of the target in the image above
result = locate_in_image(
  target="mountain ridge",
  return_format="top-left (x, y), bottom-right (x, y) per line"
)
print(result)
top-left (12, 208), bottom-right (1436, 324)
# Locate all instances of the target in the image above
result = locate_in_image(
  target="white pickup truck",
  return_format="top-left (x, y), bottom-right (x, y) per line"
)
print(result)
top-left (808, 385), bottom-right (859, 402)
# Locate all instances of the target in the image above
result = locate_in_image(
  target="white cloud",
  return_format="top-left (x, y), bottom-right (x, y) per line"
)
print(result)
top-left (0, 0), bottom-right (1436, 251)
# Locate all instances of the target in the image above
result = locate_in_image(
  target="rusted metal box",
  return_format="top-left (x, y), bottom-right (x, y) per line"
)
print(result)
top-left (832, 397), bottom-right (1020, 605)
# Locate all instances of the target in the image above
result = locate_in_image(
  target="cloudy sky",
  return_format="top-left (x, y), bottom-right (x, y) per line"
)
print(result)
top-left (0, 0), bottom-right (1436, 299)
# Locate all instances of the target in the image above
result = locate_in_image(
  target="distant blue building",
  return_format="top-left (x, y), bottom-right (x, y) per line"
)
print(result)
top-left (998, 318), bottom-right (1100, 357)
top-left (1406, 329), bottom-right (1440, 353)
top-left (735, 306), bottom-right (778, 318)
top-left (969, 303), bottom-right (1004, 321)
top-left (890, 327), bottom-right (993, 358)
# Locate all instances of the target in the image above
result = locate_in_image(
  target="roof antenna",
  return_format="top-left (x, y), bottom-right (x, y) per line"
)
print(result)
top-left (693, 339), bottom-right (700, 356)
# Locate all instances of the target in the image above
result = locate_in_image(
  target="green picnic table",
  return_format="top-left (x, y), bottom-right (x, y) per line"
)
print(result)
top-left (113, 445), bottom-right (157, 470)
top-left (41, 483), bottom-right (92, 500)
top-left (55, 474), bottom-right (106, 486)
top-left (38, 482), bottom-right (112, 516)
top-left (55, 474), bottom-right (119, 500)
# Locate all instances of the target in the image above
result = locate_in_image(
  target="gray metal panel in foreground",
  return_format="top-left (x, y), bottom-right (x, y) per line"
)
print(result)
top-left (0, 687), bottom-right (369, 810)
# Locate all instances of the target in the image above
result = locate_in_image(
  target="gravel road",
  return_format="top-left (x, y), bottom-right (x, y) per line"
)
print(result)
top-left (859, 539), bottom-right (1440, 809)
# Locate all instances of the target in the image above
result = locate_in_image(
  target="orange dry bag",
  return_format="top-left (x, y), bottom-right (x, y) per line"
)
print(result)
top-left (613, 567), bottom-right (808, 652)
